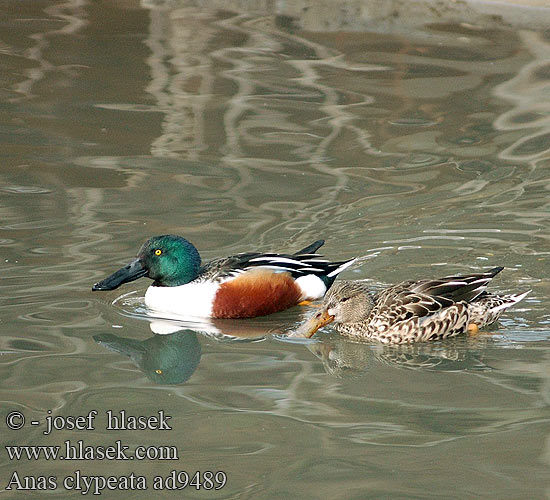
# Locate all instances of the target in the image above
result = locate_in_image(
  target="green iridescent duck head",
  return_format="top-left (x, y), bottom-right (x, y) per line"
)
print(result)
top-left (92, 235), bottom-right (201, 291)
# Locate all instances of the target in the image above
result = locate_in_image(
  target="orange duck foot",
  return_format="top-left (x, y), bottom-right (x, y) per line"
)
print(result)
top-left (467, 323), bottom-right (479, 335)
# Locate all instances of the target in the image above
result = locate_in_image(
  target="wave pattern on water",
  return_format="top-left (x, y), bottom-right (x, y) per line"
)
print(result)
top-left (1, 3), bottom-right (550, 498)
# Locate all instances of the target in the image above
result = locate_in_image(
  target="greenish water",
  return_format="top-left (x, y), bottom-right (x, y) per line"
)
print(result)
top-left (1, 2), bottom-right (550, 498)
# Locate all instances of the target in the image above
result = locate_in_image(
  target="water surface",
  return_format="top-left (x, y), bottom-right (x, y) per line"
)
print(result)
top-left (1, 1), bottom-right (550, 498)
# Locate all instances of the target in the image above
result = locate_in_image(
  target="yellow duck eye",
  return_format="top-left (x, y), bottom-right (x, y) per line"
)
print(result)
top-left (154, 249), bottom-right (162, 256)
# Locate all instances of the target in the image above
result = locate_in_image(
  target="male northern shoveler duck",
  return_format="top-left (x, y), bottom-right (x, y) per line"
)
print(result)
top-left (296, 267), bottom-right (529, 343)
top-left (92, 235), bottom-right (356, 319)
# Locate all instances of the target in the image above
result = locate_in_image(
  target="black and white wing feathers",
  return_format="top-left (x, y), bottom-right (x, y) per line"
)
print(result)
top-left (198, 240), bottom-right (354, 283)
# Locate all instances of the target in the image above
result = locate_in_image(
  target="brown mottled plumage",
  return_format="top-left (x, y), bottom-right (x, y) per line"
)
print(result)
top-left (296, 267), bottom-right (529, 344)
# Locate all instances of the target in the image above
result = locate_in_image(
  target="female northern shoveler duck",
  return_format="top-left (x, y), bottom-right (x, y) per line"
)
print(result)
top-left (92, 235), bottom-right (356, 319)
top-left (296, 267), bottom-right (529, 343)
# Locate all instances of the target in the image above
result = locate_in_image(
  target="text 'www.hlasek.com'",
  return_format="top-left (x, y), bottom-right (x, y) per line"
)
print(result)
top-left (4, 409), bottom-right (227, 495)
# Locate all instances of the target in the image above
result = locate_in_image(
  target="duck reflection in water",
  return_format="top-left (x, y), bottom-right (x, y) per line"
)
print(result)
top-left (306, 336), bottom-right (492, 378)
top-left (94, 322), bottom-right (201, 385)
top-left (93, 312), bottom-right (293, 385)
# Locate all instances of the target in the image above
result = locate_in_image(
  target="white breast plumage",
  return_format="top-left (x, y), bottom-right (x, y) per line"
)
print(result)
top-left (144, 281), bottom-right (221, 318)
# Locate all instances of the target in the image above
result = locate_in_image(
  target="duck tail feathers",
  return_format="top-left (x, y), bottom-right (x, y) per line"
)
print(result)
top-left (491, 290), bottom-right (531, 312)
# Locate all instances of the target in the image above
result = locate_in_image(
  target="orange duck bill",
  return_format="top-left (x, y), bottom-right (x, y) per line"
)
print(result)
top-left (294, 308), bottom-right (335, 338)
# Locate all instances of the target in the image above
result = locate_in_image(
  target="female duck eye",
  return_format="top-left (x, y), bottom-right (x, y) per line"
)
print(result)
top-left (154, 249), bottom-right (162, 256)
